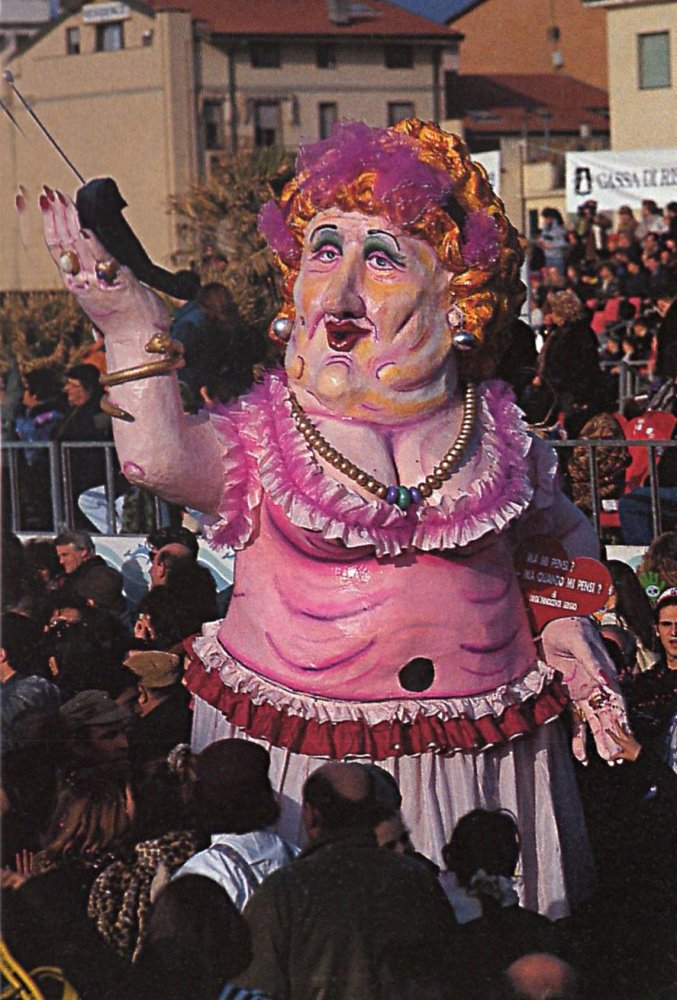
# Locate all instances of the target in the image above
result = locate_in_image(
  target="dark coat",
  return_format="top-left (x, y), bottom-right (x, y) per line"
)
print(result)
top-left (68, 555), bottom-right (126, 617)
top-left (237, 827), bottom-right (460, 1000)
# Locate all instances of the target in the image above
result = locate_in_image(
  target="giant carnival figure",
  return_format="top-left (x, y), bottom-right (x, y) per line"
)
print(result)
top-left (41, 120), bottom-right (626, 918)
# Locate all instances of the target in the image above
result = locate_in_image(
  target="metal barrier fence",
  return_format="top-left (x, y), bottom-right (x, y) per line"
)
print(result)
top-left (598, 359), bottom-right (653, 412)
top-left (551, 437), bottom-right (677, 539)
top-left (2, 437), bottom-right (676, 540)
top-left (2, 440), bottom-right (164, 535)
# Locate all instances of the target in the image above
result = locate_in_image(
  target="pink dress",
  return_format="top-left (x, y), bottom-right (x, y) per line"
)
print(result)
top-left (186, 372), bottom-right (593, 918)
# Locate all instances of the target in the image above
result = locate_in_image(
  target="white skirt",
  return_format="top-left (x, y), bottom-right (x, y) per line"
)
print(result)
top-left (191, 694), bottom-right (593, 921)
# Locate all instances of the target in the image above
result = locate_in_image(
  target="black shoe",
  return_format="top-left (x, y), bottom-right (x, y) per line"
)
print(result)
top-left (76, 177), bottom-right (200, 300)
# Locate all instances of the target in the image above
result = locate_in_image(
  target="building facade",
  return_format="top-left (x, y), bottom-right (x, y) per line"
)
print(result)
top-left (0, 0), bottom-right (51, 67)
top-left (583, 0), bottom-right (677, 149)
top-left (0, 0), bottom-right (457, 291)
top-left (448, 0), bottom-right (608, 91)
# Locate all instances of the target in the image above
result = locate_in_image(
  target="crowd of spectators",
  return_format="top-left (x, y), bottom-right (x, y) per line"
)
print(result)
top-left (1, 518), bottom-right (676, 999)
top-left (519, 198), bottom-right (677, 544)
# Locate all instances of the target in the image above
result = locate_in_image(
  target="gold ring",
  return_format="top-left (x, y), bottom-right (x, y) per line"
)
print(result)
top-left (95, 259), bottom-right (120, 284)
top-left (59, 249), bottom-right (81, 275)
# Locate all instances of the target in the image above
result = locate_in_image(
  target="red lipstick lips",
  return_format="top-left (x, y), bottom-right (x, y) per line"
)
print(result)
top-left (325, 319), bottom-right (369, 353)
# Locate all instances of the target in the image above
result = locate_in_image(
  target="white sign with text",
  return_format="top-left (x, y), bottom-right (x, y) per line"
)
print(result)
top-left (566, 147), bottom-right (677, 213)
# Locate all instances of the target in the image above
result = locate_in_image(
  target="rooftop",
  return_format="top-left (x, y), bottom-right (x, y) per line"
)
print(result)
top-left (446, 73), bottom-right (610, 135)
top-left (150, 0), bottom-right (458, 38)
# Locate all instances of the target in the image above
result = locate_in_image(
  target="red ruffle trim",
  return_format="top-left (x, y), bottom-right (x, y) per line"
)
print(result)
top-left (183, 645), bottom-right (568, 761)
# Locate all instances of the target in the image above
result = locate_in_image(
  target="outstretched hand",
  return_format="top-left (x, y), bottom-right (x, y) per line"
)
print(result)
top-left (39, 187), bottom-right (169, 343)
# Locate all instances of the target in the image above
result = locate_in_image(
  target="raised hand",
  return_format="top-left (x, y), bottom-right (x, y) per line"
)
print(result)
top-left (39, 186), bottom-right (170, 345)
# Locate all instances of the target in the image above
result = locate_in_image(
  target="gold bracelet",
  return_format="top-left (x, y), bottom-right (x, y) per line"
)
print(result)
top-left (101, 355), bottom-right (184, 387)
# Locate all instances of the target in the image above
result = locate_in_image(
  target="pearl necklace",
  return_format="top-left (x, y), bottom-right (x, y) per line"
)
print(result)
top-left (289, 382), bottom-right (477, 511)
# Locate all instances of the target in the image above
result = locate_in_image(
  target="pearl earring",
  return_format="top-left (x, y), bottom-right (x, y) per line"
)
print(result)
top-left (271, 316), bottom-right (293, 342)
top-left (447, 305), bottom-right (477, 352)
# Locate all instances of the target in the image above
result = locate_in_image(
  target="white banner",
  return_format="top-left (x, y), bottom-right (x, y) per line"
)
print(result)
top-left (474, 150), bottom-right (501, 198)
top-left (566, 148), bottom-right (677, 214)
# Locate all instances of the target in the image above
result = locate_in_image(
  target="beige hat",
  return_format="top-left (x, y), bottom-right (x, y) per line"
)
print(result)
top-left (124, 650), bottom-right (182, 688)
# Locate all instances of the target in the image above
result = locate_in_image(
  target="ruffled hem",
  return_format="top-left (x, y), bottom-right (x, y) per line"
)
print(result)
top-left (183, 625), bottom-right (568, 760)
top-left (204, 373), bottom-right (557, 557)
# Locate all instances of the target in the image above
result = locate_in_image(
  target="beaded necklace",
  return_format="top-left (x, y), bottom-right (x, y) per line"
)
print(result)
top-left (289, 382), bottom-right (477, 511)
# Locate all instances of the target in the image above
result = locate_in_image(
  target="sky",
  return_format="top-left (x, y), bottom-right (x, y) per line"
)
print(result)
top-left (390, 0), bottom-right (475, 23)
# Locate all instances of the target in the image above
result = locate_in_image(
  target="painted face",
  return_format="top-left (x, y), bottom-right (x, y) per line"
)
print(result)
top-left (656, 603), bottom-right (677, 666)
top-left (287, 210), bottom-right (454, 421)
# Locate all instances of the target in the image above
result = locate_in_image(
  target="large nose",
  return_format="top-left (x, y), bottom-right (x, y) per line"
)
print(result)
top-left (320, 251), bottom-right (366, 319)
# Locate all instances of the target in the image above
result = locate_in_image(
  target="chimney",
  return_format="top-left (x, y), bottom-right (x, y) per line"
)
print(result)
top-left (326, 0), bottom-right (350, 26)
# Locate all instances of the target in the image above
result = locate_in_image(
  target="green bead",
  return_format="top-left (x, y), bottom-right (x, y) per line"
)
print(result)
top-left (396, 486), bottom-right (412, 510)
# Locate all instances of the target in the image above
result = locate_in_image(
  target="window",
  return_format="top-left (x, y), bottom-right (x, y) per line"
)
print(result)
top-left (638, 31), bottom-right (671, 89)
top-left (95, 21), bottom-right (124, 52)
top-left (318, 102), bottom-right (338, 140)
top-left (384, 45), bottom-right (413, 69)
top-left (387, 101), bottom-right (414, 126)
top-left (316, 43), bottom-right (336, 69)
top-left (250, 43), bottom-right (280, 68)
top-left (66, 26), bottom-right (80, 55)
top-left (203, 100), bottom-right (224, 150)
top-left (255, 102), bottom-right (281, 147)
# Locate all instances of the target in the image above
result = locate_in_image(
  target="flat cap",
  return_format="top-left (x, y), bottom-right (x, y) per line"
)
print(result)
top-left (60, 689), bottom-right (127, 729)
top-left (124, 650), bottom-right (182, 688)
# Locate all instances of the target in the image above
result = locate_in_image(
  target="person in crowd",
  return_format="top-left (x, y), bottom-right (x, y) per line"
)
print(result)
top-left (145, 524), bottom-right (200, 562)
top-left (132, 874), bottom-right (269, 1000)
top-left (537, 209), bottom-right (569, 276)
top-left (600, 560), bottom-right (658, 675)
top-left (14, 366), bottom-right (65, 530)
top-left (624, 588), bottom-right (677, 756)
top-left (236, 762), bottom-right (459, 999)
top-left (593, 261), bottom-right (620, 305)
top-left (133, 558), bottom-right (218, 650)
top-left (536, 290), bottom-right (615, 437)
top-left (173, 739), bottom-right (297, 907)
top-left (636, 199), bottom-right (666, 242)
top-left (53, 363), bottom-right (118, 529)
top-left (618, 291), bottom-right (677, 543)
top-left (124, 650), bottom-right (192, 766)
top-left (665, 200), bottom-right (677, 247)
top-left (88, 746), bottom-right (201, 962)
top-left (54, 529), bottom-right (126, 620)
top-left (638, 530), bottom-right (677, 593)
top-left (148, 542), bottom-right (194, 589)
top-left (498, 953), bottom-right (580, 1000)
top-left (441, 809), bottom-right (562, 998)
top-left (1, 708), bottom-right (67, 865)
top-left (59, 689), bottom-right (130, 772)
top-left (644, 250), bottom-right (672, 299)
top-left (1, 612), bottom-right (59, 751)
top-left (45, 618), bottom-right (126, 702)
top-left (619, 253), bottom-right (650, 299)
top-left (615, 205), bottom-right (638, 243)
top-left (2, 764), bottom-right (137, 1000)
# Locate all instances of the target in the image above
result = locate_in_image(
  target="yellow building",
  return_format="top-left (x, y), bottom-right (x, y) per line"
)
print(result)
top-left (0, 0), bottom-right (457, 291)
top-left (583, 0), bottom-right (677, 149)
top-left (448, 0), bottom-right (608, 91)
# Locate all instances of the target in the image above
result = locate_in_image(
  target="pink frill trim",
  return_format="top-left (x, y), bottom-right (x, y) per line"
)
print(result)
top-left (184, 624), bottom-right (568, 760)
top-left (204, 372), bottom-right (556, 558)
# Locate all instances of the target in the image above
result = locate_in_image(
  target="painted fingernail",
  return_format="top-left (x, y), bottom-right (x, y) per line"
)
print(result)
top-left (15, 194), bottom-right (26, 212)
top-left (39, 194), bottom-right (49, 210)
top-left (43, 185), bottom-right (54, 200)
top-left (57, 191), bottom-right (67, 204)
